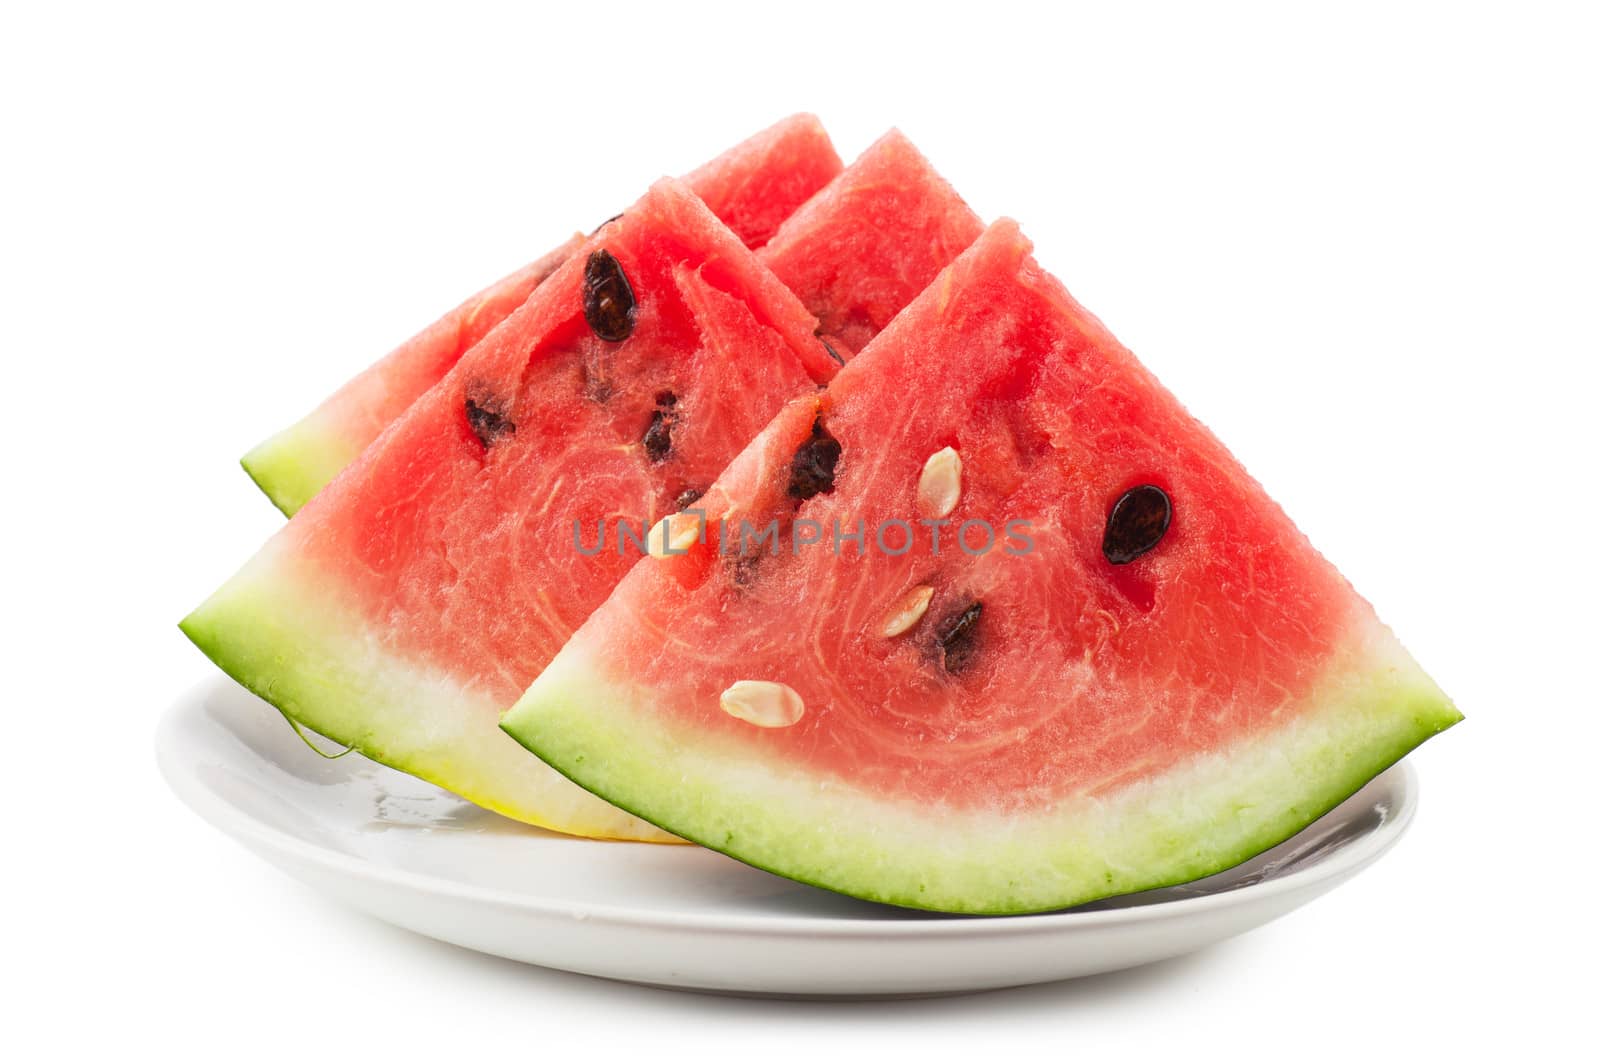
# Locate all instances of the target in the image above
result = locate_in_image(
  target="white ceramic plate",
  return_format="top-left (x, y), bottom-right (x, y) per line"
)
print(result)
top-left (158, 678), bottom-right (1419, 997)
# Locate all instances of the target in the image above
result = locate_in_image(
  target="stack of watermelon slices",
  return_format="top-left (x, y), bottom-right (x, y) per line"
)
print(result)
top-left (184, 115), bottom-right (1458, 913)
top-left (242, 114), bottom-right (847, 517)
top-left (186, 118), bottom-right (983, 841)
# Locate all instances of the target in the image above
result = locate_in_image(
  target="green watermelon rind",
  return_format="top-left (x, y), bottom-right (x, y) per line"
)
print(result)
top-left (237, 237), bottom-right (587, 519)
top-left (240, 114), bottom-right (843, 519)
top-left (241, 422), bottom-right (356, 518)
top-left (178, 543), bottom-right (679, 842)
top-left (500, 617), bottom-right (1460, 914)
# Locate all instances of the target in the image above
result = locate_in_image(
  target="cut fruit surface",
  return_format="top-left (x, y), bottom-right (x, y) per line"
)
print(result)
top-left (243, 114), bottom-right (843, 516)
top-left (501, 221), bottom-right (1460, 908)
top-left (189, 180), bottom-right (818, 840)
top-left (184, 136), bottom-right (984, 840)
top-left (759, 130), bottom-right (984, 360)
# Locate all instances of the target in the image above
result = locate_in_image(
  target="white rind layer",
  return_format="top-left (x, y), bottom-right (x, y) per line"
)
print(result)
top-left (503, 613), bottom-right (1458, 912)
top-left (181, 539), bottom-right (677, 842)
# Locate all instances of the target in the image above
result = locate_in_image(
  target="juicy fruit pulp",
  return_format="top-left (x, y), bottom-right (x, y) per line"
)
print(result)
top-left (183, 134), bottom-right (984, 840)
top-left (185, 180), bottom-right (823, 841)
top-left (501, 220), bottom-right (1460, 911)
top-left (242, 114), bottom-right (844, 516)
top-left (760, 129), bottom-right (984, 360)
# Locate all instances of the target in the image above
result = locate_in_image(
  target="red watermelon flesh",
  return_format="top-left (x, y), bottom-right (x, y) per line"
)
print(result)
top-left (760, 130), bottom-right (983, 360)
top-left (501, 220), bottom-right (1461, 908)
top-left (182, 136), bottom-right (984, 841)
top-left (242, 114), bottom-right (843, 517)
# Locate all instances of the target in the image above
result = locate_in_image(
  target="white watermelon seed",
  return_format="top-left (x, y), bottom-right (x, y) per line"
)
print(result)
top-left (879, 584), bottom-right (935, 638)
top-left (918, 446), bottom-right (963, 518)
top-left (719, 680), bottom-right (805, 728)
top-left (647, 510), bottom-right (703, 558)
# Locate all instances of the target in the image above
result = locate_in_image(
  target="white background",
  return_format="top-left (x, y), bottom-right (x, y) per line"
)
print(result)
top-left (3, 1), bottom-right (1596, 1059)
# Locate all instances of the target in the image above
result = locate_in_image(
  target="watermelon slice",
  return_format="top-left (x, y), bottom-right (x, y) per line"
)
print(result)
top-left (182, 139), bottom-right (983, 840)
top-left (242, 114), bottom-right (843, 516)
top-left (501, 220), bottom-right (1461, 909)
top-left (760, 129), bottom-right (983, 360)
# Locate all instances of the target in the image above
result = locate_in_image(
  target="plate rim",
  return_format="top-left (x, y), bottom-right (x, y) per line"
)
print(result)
top-left (157, 677), bottom-right (1418, 940)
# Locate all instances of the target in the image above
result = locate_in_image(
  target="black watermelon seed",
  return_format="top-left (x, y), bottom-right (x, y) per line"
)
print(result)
top-left (464, 397), bottom-right (515, 447)
top-left (787, 419), bottom-right (842, 500)
top-left (935, 600), bottom-right (983, 673)
top-left (1103, 484), bottom-right (1172, 565)
top-left (642, 391), bottom-right (678, 462)
top-left (642, 410), bottom-right (672, 463)
top-left (591, 212), bottom-right (623, 235)
top-left (819, 336), bottom-right (844, 366)
top-left (674, 486), bottom-right (704, 511)
top-left (728, 553), bottom-right (762, 588)
top-left (583, 249), bottom-right (636, 342)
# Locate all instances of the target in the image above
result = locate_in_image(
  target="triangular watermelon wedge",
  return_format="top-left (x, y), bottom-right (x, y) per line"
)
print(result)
top-left (182, 137), bottom-right (982, 840)
top-left (761, 129), bottom-right (986, 361)
top-left (501, 220), bottom-right (1461, 908)
top-left (242, 114), bottom-right (844, 516)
